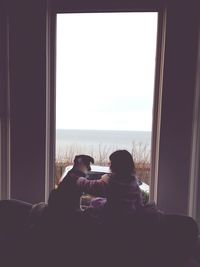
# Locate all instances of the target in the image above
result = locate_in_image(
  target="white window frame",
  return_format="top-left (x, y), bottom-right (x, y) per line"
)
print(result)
top-left (0, 3), bottom-right (10, 200)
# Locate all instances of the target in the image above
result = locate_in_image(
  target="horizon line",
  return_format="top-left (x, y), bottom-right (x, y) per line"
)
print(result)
top-left (56, 128), bottom-right (151, 132)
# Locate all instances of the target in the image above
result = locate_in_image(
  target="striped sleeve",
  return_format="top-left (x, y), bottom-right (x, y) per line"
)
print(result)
top-left (76, 177), bottom-right (108, 197)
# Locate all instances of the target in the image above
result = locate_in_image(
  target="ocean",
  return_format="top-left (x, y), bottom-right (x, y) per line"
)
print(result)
top-left (56, 129), bottom-right (151, 160)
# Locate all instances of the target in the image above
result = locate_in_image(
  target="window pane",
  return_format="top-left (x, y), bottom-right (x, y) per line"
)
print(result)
top-left (56, 12), bottom-right (158, 199)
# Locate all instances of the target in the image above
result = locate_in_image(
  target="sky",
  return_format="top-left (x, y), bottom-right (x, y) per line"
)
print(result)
top-left (56, 12), bottom-right (158, 131)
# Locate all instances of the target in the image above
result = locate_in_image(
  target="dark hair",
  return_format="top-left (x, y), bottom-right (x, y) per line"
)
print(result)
top-left (109, 150), bottom-right (135, 176)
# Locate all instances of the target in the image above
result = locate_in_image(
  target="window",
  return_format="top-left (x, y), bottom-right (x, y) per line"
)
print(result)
top-left (55, 12), bottom-right (158, 202)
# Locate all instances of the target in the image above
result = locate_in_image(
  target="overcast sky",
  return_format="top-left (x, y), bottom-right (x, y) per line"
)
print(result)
top-left (56, 12), bottom-right (158, 131)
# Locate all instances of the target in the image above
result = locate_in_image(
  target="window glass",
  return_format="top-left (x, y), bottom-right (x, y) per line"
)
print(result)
top-left (56, 12), bottom-right (158, 203)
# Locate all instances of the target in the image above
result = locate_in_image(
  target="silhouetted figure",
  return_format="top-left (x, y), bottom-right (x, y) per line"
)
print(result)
top-left (80, 150), bottom-right (149, 267)
top-left (75, 150), bottom-right (158, 221)
top-left (48, 154), bottom-right (94, 214)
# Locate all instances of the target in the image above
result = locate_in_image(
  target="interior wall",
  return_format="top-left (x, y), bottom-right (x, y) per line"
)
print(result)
top-left (156, 1), bottom-right (199, 214)
top-left (9, 0), bottom-right (47, 203)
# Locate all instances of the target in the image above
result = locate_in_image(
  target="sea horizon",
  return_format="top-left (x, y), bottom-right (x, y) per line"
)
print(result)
top-left (56, 129), bottom-right (151, 159)
top-left (56, 128), bottom-right (152, 132)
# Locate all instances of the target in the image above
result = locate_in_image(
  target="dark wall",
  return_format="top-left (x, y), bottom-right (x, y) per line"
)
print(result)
top-left (157, 1), bottom-right (199, 214)
top-left (9, 0), bottom-right (47, 203)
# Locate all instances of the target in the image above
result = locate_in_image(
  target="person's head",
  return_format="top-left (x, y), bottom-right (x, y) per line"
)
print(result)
top-left (109, 150), bottom-right (135, 176)
top-left (73, 154), bottom-right (94, 174)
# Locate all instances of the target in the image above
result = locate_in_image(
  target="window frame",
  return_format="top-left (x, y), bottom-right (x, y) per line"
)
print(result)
top-left (46, 0), bottom-right (166, 202)
top-left (52, 0), bottom-right (163, 14)
top-left (188, 27), bottom-right (200, 226)
top-left (0, 1), bottom-right (10, 200)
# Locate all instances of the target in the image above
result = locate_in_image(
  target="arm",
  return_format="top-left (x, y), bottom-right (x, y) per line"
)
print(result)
top-left (76, 176), bottom-right (109, 197)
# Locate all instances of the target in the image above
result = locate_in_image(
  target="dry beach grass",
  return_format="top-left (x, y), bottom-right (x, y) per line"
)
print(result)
top-left (55, 142), bottom-right (151, 186)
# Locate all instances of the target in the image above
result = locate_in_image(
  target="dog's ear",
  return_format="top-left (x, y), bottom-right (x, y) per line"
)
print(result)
top-left (87, 156), bottom-right (94, 164)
